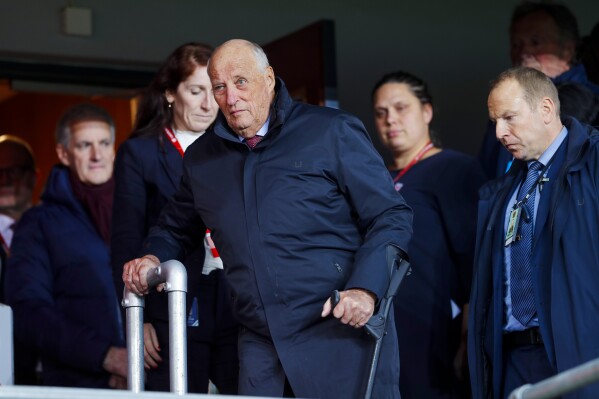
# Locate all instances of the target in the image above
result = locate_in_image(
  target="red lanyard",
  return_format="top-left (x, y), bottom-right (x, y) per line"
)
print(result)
top-left (164, 127), bottom-right (185, 157)
top-left (163, 127), bottom-right (220, 258)
top-left (392, 141), bottom-right (434, 183)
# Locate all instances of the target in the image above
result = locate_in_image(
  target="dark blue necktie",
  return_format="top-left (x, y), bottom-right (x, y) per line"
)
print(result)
top-left (510, 161), bottom-right (543, 326)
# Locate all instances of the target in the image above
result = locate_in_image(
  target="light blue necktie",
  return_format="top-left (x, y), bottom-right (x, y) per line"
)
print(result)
top-left (510, 161), bottom-right (543, 326)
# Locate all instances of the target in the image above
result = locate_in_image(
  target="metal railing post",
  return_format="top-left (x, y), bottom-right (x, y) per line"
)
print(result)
top-left (0, 304), bottom-right (14, 386)
top-left (122, 289), bottom-right (144, 393)
top-left (509, 357), bottom-right (599, 399)
top-left (122, 259), bottom-right (187, 395)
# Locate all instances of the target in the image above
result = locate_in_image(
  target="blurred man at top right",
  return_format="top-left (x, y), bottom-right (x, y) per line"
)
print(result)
top-left (510, 2), bottom-right (599, 93)
top-left (469, 67), bottom-right (599, 399)
top-left (479, 2), bottom-right (599, 180)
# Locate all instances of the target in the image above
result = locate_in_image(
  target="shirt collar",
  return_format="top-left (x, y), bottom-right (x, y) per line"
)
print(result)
top-left (531, 125), bottom-right (568, 168)
top-left (238, 116), bottom-right (270, 142)
top-left (0, 213), bottom-right (16, 247)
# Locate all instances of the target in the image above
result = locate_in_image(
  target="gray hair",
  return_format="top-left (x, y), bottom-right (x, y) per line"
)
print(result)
top-left (55, 103), bottom-right (115, 147)
top-left (249, 41), bottom-right (270, 72)
top-left (208, 39), bottom-right (270, 73)
top-left (490, 67), bottom-right (561, 117)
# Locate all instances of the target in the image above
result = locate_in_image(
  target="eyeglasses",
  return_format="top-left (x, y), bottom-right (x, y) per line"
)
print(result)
top-left (0, 166), bottom-right (34, 182)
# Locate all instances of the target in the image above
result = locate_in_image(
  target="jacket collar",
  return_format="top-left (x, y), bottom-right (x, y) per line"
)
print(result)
top-left (479, 160), bottom-right (523, 203)
top-left (561, 116), bottom-right (595, 173)
top-left (41, 165), bottom-right (100, 231)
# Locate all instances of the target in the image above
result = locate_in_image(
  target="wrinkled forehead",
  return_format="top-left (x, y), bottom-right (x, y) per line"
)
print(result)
top-left (209, 45), bottom-right (257, 77)
top-left (69, 120), bottom-right (112, 139)
top-left (488, 82), bottom-right (535, 122)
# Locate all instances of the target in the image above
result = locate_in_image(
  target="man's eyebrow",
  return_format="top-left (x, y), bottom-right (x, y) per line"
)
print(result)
top-left (499, 110), bottom-right (517, 118)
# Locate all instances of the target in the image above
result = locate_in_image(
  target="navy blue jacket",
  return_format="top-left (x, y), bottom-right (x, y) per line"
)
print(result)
top-left (143, 79), bottom-right (413, 398)
top-left (553, 63), bottom-right (599, 95)
top-left (469, 117), bottom-right (599, 399)
top-left (5, 165), bottom-right (123, 388)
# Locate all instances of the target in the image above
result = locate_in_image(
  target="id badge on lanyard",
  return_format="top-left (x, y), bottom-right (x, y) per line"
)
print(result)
top-left (505, 206), bottom-right (522, 247)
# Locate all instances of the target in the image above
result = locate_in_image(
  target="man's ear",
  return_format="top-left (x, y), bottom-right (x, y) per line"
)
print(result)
top-left (423, 103), bottom-right (434, 125)
top-left (56, 144), bottom-right (70, 167)
top-left (540, 97), bottom-right (557, 124)
top-left (265, 66), bottom-right (276, 91)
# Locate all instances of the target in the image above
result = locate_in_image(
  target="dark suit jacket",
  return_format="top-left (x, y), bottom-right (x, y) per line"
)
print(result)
top-left (469, 117), bottom-right (599, 399)
top-left (6, 165), bottom-right (123, 388)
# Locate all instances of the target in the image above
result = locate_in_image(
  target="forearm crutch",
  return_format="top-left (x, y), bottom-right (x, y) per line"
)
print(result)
top-left (122, 260), bottom-right (188, 394)
top-left (331, 244), bottom-right (410, 399)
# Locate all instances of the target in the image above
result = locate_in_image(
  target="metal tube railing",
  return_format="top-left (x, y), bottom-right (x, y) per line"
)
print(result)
top-left (122, 260), bottom-right (188, 394)
top-left (0, 384), bottom-right (267, 398)
top-left (0, 303), bottom-right (14, 386)
top-left (122, 288), bottom-right (144, 393)
top-left (509, 357), bottom-right (599, 399)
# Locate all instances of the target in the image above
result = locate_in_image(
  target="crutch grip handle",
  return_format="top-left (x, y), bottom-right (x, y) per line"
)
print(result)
top-left (330, 290), bottom-right (341, 310)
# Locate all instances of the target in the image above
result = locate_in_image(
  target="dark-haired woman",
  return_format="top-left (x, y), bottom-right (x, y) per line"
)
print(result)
top-left (111, 43), bottom-right (238, 394)
top-left (372, 71), bottom-right (485, 398)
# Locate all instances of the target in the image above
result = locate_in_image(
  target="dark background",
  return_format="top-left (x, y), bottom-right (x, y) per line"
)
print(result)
top-left (0, 0), bottom-right (597, 166)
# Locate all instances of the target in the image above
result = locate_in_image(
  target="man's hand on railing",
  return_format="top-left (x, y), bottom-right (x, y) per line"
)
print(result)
top-left (123, 255), bottom-right (161, 295)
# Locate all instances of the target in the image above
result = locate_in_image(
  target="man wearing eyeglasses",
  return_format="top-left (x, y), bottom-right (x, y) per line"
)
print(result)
top-left (0, 134), bottom-right (37, 303)
top-left (0, 134), bottom-right (39, 385)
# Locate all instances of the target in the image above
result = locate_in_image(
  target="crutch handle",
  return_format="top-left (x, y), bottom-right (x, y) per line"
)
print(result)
top-left (330, 290), bottom-right (341, 310)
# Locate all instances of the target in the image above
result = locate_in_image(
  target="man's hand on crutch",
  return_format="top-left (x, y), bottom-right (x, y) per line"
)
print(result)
top-left (321, 288), bottom-right (376, 328)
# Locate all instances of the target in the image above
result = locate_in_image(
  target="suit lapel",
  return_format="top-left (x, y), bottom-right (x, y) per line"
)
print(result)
top-left (533, 141), bottom-right (567, 247)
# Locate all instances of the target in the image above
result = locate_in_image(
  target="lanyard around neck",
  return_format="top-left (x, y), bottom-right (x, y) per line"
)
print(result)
top-left (393, 141), bottom-right (434, 183)
top-left (513, 156), bottom-right (556, 211)
top-left (164, 127), bottom-right (185, 157)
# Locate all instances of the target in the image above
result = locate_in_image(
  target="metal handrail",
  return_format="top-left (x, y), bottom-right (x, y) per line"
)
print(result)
top-left (0, 385), bottom-right (262, 398)
top-left (122, 260), bottom-right (187, 394)
top-left (0, 304), bottom-right (13, 386)
top-left (509, 357), bottom-right (599, 399)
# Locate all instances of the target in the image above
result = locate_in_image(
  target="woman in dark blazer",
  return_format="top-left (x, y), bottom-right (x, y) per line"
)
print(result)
top-left (372, 71), bottom-right (486, 399)
top-left (110, 43), bottom-right (238, 394)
